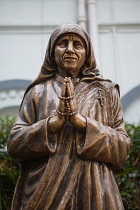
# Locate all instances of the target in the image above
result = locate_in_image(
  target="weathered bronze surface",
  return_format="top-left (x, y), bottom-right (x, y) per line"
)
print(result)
top-left (8, 24), bottom-right (131, 210)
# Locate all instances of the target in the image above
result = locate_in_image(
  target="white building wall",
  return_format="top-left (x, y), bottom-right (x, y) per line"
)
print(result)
top-left (97, 0), bottom-right (140, 123)
top-left (0, 0), bottom-right (77, 81)
top-left (97, 0), bottom-right (140, 95)
top-left (0, 0), bottom-right (140, 123)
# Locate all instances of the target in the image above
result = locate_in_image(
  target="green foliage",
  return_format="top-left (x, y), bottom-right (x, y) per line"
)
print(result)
top-left (0, 116), bottom-right (16, 150)
top-left (0, 116), bottom-right (19, 210)
top-left (0, 116), bottom-right (140, 209)
top-left (116, 123), bottom-right (140, 210)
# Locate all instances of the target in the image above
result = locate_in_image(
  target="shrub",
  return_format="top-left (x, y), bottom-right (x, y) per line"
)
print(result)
top-left (116, 123), bottom-right (140, 210)
top-left (0, 116), bottom-right (19, 210)
top-left (0, 116), bottom-right (140, 209)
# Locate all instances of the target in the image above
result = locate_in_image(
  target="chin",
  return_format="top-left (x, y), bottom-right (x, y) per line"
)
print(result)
top-left (63, 65), bottom-right (80, 77)
top-left (67, 70), bottom-right (79, 78)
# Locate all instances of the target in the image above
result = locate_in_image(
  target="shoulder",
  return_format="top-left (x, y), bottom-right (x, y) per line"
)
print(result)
top-left (98, 80), bottom-right (120, 97)
top-left (20, 78), bottom-right (53, 105)
top-left (27, 78), bottom-right (54, 96)
top-left (99, 81), bottom-right (122, 110)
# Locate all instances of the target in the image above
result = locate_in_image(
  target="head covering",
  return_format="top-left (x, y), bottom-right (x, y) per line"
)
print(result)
top-left (20, 24), bottom-right (110, 110)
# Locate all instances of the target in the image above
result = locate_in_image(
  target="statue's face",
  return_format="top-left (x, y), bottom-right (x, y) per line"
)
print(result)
top-left (54, 34), bottom-right (86, 78)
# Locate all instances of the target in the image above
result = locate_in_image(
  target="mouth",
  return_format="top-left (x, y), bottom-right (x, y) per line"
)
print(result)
top-left (64, 56), bottom-right (77, 61)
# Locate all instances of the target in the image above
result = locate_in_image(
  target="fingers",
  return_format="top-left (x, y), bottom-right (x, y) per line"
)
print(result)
top-left (66, 77), bottom-right (74, 96)
top-left (66, 78), bottom-right (75, 112)
top-left (58, 77), bottom-right (76, 117)
top-left (61, 81), bottom-right (66, 97)
top-left (69, 78), bottom-right (74, 93)
top-left (66, 80), bottom-right (71, 97)
top-left (59, 82), bottom-right (66, 113)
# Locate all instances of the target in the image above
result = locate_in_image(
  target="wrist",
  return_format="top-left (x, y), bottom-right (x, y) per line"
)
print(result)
top-left (70, 114), bottom-right (86, 131)
top-left (48, 115), bottom-right (65, 133)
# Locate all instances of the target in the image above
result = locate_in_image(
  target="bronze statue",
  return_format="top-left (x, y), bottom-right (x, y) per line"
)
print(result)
top-left (8, 24), bottom-right (131, 210)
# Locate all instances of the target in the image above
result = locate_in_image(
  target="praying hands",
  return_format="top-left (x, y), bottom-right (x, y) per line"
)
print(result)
top-left (48, 77), bottom-right (86, 133)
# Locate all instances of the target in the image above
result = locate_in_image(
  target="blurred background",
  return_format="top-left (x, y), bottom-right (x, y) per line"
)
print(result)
top-left (0, 0), bottom-right (140, 123)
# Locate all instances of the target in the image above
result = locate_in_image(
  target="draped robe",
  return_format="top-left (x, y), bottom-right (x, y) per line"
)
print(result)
top-left (8, 74), bottom-right (131, 210)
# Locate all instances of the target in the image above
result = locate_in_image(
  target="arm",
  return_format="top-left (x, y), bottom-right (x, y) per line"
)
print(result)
top-left (66, 78), bottom-right (130, 168)
top-left (7, 88), bottom-right (57, 161)
top-left (75, 87), bottom-right (131, 168)
top-left (8, 81), bottom-right (68, 161)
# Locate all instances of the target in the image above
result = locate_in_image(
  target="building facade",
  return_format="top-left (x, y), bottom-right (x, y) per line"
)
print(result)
top-left (0, 0), bottom-right (140, 123)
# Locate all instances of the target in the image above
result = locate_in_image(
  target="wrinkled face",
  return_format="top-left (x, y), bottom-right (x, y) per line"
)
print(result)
top-left (54, 34), bottom-right (86, 78)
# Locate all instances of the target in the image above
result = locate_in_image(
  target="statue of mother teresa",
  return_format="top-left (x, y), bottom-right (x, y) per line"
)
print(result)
top-left (8, 24), bottom-right (130, 210)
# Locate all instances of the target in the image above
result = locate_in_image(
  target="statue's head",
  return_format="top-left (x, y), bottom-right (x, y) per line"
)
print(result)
top-left (42, 24), bottom-right (98, 78)
top-left (54, 33), bottom-right (86, 78)
top-left (19, 24), bottom-right (102, 110)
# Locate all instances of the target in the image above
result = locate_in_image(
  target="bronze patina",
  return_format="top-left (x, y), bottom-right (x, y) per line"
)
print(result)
top-left (8, 24), bottom-right (131, 210)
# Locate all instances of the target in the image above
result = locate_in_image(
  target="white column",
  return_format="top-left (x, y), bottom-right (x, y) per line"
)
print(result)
top-left (87, 0), bottom-right (100, 66)
top-left (77, 0), bottom-right (87, 30)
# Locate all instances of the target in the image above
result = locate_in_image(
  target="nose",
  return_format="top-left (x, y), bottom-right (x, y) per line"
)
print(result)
top-left (66, 41), bottom-right (74, 53)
